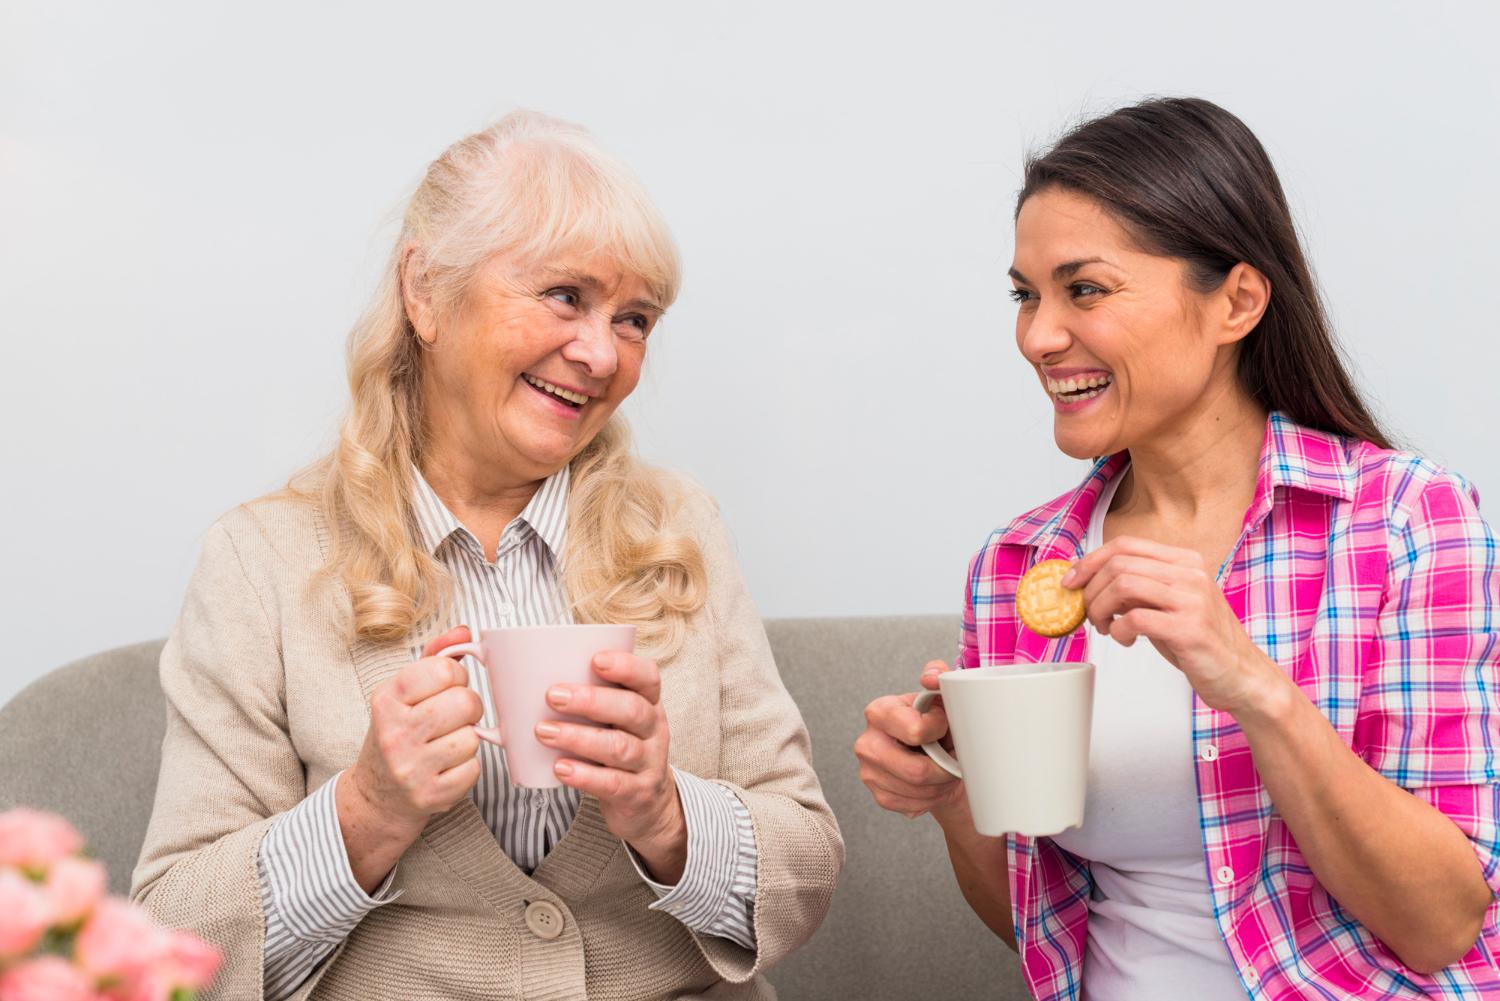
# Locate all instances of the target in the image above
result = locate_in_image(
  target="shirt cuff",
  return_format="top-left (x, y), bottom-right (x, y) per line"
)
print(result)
top-left (625, 767), bottom-right (758, 948)
top-left (259, 770), bottom-right (400, 944)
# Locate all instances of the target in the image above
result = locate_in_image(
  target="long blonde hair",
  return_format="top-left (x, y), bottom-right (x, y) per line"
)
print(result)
top-left (295, 111), bottom-right (706, 658)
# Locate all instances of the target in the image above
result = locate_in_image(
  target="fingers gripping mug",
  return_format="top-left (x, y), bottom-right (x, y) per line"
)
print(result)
top-left (436, 624), bottom-right (635, 788)
top-left (912, 662), bottom-right (1095, 837)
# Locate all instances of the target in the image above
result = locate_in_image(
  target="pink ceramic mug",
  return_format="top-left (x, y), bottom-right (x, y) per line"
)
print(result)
top-left (435, 624), bottom-right (636, 788)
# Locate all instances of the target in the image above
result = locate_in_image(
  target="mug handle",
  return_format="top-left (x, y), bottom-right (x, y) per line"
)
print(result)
top-left (433, 642), bottom-right (503, 746)
top-left (911, 690), bottom-right (963, 779)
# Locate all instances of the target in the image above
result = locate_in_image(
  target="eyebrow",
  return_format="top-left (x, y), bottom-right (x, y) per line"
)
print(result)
top-left (1008, 257), bottom-right (1115, 285)
top-left (537, 265), bottom-right (665, 314)
top-left (537, 265), bottom-right (604, 290)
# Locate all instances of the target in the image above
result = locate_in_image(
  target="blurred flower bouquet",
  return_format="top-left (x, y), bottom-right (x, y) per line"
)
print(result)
top-left (0, 809), bottom-right (219, 1001)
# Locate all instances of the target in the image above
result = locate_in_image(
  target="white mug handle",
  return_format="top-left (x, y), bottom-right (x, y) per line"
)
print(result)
top-left (433, 642), bottom-right (503, 747)
top-left (911, 689), bottom-right (962, 779)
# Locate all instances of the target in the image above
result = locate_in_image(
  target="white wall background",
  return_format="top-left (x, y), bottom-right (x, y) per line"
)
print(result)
top-left (3, 1), bottom-right (1497, 706)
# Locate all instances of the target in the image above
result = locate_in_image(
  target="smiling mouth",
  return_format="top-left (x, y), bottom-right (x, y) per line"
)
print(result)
top-left (522, 373), bottom-right (588, 409)
top-left (1047, 374), bottom-right (1113, 403)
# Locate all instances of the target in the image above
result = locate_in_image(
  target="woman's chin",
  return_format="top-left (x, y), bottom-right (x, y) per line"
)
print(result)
top-left (1052, 423), bottom-right (1118, 462)
top-left (515, 428), bottom-right (601, 476)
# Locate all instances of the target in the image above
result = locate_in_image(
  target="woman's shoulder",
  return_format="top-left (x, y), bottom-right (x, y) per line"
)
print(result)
top-left (200, 486), bottom-right (330, 581)
top-left (630, 464), bottom-right (721, 533)
top-left (1344, 438), bottom-right (1485, 533)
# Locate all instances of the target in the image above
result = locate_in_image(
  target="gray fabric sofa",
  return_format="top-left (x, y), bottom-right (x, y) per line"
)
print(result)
top-left (0, 616), bottom-right (1028, 1000)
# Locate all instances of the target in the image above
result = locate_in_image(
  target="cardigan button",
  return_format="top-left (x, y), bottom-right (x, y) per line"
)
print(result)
top-left (525, 900), bottom-right (565, 940)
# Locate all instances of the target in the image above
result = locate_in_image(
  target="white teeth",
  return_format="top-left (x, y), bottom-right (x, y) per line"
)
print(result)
top-left (524, 374), bottom-right (588, 406)
top-left (1046, 373), bottom-right (1112, 400)
top-left (1044, 375), bottom-right (1116, 396)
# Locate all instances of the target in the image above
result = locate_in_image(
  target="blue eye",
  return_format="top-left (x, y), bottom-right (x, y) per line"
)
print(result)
top-left (547, 287), bottom-right (580, 307)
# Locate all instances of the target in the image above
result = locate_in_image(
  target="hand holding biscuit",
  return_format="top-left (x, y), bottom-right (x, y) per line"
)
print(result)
top-left (1063, 536), bottom-right (1281, 715)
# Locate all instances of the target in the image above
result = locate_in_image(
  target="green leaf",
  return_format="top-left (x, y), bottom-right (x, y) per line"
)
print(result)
top-left (36, 927), bottom-right (77, 956)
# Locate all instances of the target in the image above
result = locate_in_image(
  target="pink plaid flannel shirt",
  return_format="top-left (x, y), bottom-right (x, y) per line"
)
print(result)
top-left (958, 412), bottom-right (1500, 999)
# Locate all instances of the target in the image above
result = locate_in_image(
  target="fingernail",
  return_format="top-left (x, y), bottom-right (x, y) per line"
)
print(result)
top-left (547, 686), bottom-right (571, 707)
top-left (535, 721), bottom-right (560, 740)
top-left (554, 760), bottom-right (575, 777)
top-left (1061, 570), bottom-right (1078, 587)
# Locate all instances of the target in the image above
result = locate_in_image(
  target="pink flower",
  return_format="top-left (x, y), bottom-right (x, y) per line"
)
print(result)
top-left (0, 809), bottom-right (84, 874)
top-left (0, 955), bottom-right (99, 1001)
top-left (108, 930), bottom-right (222, 1001)
top-left (44, 857), bottom-right (107, 927)
top-left (160, 930), bottom-right (220, 989)
top-left (0, 869), bottom-right (52, 960)
top-left (75, 899), bottom-right (165, 985)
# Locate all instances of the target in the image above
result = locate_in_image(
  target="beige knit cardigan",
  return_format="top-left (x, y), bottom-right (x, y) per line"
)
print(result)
top-left (131, 484), bottom-right (843, 1000)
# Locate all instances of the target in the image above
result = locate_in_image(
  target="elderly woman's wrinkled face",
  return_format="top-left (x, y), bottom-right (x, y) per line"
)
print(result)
top-left (1009, 188), bottom-right (1231, 461)
top-left (417, 252), bottom-right (661, 483)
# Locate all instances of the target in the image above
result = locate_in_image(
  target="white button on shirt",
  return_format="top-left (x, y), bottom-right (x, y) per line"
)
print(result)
top-left (255, 466), bottom-right (759, 1001)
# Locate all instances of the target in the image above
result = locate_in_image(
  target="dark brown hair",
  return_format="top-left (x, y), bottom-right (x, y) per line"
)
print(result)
top-left (1018, 97), bottom-right (1394, 450)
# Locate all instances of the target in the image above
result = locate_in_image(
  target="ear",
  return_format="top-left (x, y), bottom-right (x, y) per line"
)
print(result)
top-left (1215, 262), bottom-right (1271, 346)
top-left (400, 244), bottom-right (438, 345)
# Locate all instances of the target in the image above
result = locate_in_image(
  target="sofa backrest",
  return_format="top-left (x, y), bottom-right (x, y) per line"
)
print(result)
top-left (0, 619), bottom-right (1027, 1000)
top-left (762, 616), bottom-right (1026, 999)
top-left (0, 639), bottom-right (166, 894)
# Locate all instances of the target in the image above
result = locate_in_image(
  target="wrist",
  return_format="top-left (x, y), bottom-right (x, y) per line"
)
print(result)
top-left (1225, 649), bottom-right (1301, 730)
top-left (341, 767), bottom-right (425, 843)
top-left (629, 789), bottom-right (689, 884)
top-left (929, 786), bottom-right (977, 833)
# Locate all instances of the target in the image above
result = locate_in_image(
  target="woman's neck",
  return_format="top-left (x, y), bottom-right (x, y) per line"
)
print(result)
top-left (1111, 385), bottom-right (1267, 527)
top-left (419, 441), bottom-right (543, 563)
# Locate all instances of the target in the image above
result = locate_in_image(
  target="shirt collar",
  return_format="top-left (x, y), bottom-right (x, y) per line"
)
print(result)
top-left (992, 411), bottom-right (1357, 559)
top-left (409, 463), bottom-right (571, 560)
top-left (1250, 409), bottom-right (1358, 508)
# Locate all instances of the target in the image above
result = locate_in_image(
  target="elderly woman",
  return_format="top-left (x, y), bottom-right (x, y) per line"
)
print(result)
top-left (131, 111), bottom-right (842, 1000)
top-left (856, 98), bottom-right (1498, 999)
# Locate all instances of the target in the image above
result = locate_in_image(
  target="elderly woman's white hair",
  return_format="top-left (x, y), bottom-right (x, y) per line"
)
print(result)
top-left (294, 110), bottom-right (705, 657)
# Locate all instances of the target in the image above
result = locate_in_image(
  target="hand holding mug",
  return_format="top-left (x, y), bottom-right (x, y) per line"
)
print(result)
top-left (855, 660), bottom-right (968, 824)
top-left (535, 650), bottom-right (689, 883)
top-left (346, 625), bottom-right (485, 836)
top-left (336, 625), bottom-right (486, 892)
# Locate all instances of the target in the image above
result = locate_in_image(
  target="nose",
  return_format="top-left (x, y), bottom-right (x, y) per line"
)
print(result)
top-left (560, 312), bottom-right (618, 380)
top-left (1017, 298), bottom-right (1073, 364)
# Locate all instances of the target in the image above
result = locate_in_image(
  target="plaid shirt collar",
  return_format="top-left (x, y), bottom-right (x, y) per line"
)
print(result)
top-left (991, 411), bottom-right (1357, 561)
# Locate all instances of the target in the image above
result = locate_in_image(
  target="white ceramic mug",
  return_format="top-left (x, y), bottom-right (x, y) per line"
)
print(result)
top-left (912, 662), bottom-right (1095, 837)
top-left (436, 624), bottom-right (635, 789)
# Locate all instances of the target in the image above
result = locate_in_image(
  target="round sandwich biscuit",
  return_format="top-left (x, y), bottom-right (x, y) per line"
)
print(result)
top-left (1016, 559), bottom-right (1086, 638)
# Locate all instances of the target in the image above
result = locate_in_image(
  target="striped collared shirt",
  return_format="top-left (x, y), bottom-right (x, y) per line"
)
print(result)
top-left (960, 412), bottom-right (1500, 1000)
top-left (257, 465), bottom-right (758, 1000)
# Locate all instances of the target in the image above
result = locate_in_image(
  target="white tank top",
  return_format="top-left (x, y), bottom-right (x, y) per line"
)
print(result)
top-left (1048, 468), bottom-right (1248, 1000)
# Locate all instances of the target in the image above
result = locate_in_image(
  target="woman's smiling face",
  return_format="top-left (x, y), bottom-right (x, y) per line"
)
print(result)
top-left (1009, 187), bottom-right (1239, 461)
top-left (412, 251), bottom-right (662, 483)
